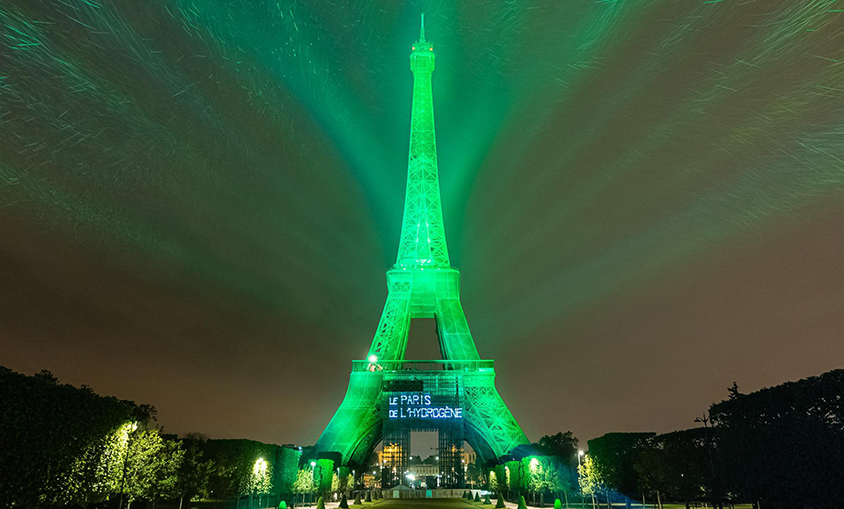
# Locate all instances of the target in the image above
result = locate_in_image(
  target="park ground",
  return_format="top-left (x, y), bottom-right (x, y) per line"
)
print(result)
top-left (300, 499), bottom-right (753, 509)
top-left (184, 496), bottom-right (755, 509)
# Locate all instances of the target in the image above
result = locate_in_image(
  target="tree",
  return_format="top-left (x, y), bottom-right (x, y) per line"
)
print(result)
top-left (176, 433), bottom-right (214, 509)
top-left (0, 367), bottom-right (151, 508)
top-left (292, 469), bottom-right (315, 502)
top-left (150, 436), bottom-right (185, 505)
top-left (710, 369), bottom-right (844, 509)
top-left (538, 432), bottom-right (580, 465)
top-left (121, 429), bottom-right (184, 508)
top-left (274, 447), bottom-right (303, 497)
top-left (66, 421), bottom-right (134, 506)
top-left (524, 457), bottom-right (544, 499)
top-left (202, 439), bottom-right (278, 499)
top-left (633, 429), bottom-right (708, 508)
top-left (496, 493), bottom-right (506, 508)
top-left (250, 457), bottom-right (273, 503)
top-left (546, 460), bottom-right (573, 496)
top-left (505, 461), bottom-right (523, 498)
top-left (587, 433), bottom-right (654, 498)
top-left (313, 459), bottom-right (334, 496)
top-left (521, 456), bottom-right (570, 506)
top-left (467, 460), bottom-right (484, 488)
top-left (578, 455), bottom-right (603, 499)
top-left (530, 456), bottom-right (573, 500)
top-left (489, 470), bottom-right (502, 493)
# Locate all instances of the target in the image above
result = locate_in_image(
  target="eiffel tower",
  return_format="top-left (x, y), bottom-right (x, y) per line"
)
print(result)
top-left (315, 15), bottom-right (528, 485)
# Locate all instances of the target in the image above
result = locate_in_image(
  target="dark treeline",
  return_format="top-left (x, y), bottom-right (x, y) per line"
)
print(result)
top-left (0, 367), bottom-right (302, 508)
top-left (583, 369), bottom-right (844, 509)
top-left (3, 366), bottom-right (842, 509)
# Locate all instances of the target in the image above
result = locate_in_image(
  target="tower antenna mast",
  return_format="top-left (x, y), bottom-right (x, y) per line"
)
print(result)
top-left (420, 13), bottom-right (426, 42)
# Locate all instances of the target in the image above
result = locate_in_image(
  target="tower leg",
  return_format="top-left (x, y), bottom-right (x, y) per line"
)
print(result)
top-left (463, 373), bottom-right (529, 459)
top-left (435, 298), bottom-right (479, 360)
top-left (315, 371), bottom-right (384, 465)
top-left (369, 284), bottom-right (411, 361)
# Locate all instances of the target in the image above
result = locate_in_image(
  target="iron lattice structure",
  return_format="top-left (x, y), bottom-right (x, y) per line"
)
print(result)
top-left (380, 368), bottom-right (465, 488)
top-left (315, 16), bottom-right (529, 481)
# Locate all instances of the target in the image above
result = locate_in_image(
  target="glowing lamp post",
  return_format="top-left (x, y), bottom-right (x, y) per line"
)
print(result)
top-left (577, 451), bottom-right (586, 507)
top-left (253, 458), bottom-right (268, 509)
top-left (118, 422), bottom-right (139, 509)
top-left (310, 462), bottom-right (317, 504)
top-left (529, 458), bottom-right (542, 505)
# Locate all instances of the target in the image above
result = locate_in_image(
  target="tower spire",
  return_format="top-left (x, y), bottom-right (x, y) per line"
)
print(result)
top-left (397, 14), bottom-right (447, 268)
top-left (420, 13), bottom-right (426, 42)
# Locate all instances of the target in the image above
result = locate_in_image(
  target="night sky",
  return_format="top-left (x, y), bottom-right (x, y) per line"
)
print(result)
top-left (2, 0), bottom-right (844, 449)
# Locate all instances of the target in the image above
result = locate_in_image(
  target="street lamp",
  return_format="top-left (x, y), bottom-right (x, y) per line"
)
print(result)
top-left (309, 462), bottom-right (318, 505)
top-left (118, 422), bottom-right (138, 509)
top-left (577, 451), bottom-right (586, 509)
top-left (253, 458), bottom-right (268, 508)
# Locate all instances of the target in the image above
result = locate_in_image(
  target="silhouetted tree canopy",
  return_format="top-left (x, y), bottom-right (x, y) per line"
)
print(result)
top-left (710, 369), bottom-right (844, 509)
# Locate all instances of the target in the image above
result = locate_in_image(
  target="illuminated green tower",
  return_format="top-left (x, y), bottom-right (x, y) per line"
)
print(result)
top-left (315, 15), bottom-right (528, 480)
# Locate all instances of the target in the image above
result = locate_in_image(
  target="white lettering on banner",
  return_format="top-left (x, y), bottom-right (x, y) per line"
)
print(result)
top-left (387, 392), bottom-right (462, 419)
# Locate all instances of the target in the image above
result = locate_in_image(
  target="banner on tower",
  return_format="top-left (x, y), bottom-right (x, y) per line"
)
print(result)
top-left (387, 392), bottom-right (463, 419)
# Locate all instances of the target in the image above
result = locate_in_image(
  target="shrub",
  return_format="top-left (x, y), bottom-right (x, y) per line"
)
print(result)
top-left (496, 494), bottom-right (506, 508)
top-left (317, 497), bottom-right (325, 509)
top-left (340, 495), bottom-right (349, 508)
top-left (354, 492), bottom-right (362, 505)
top-left (518, 496), bottom-right (527, 509)
top-left (484, 495), bottom-right (491, 505)
top-left (554, 500), bottom-right (561, 509)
